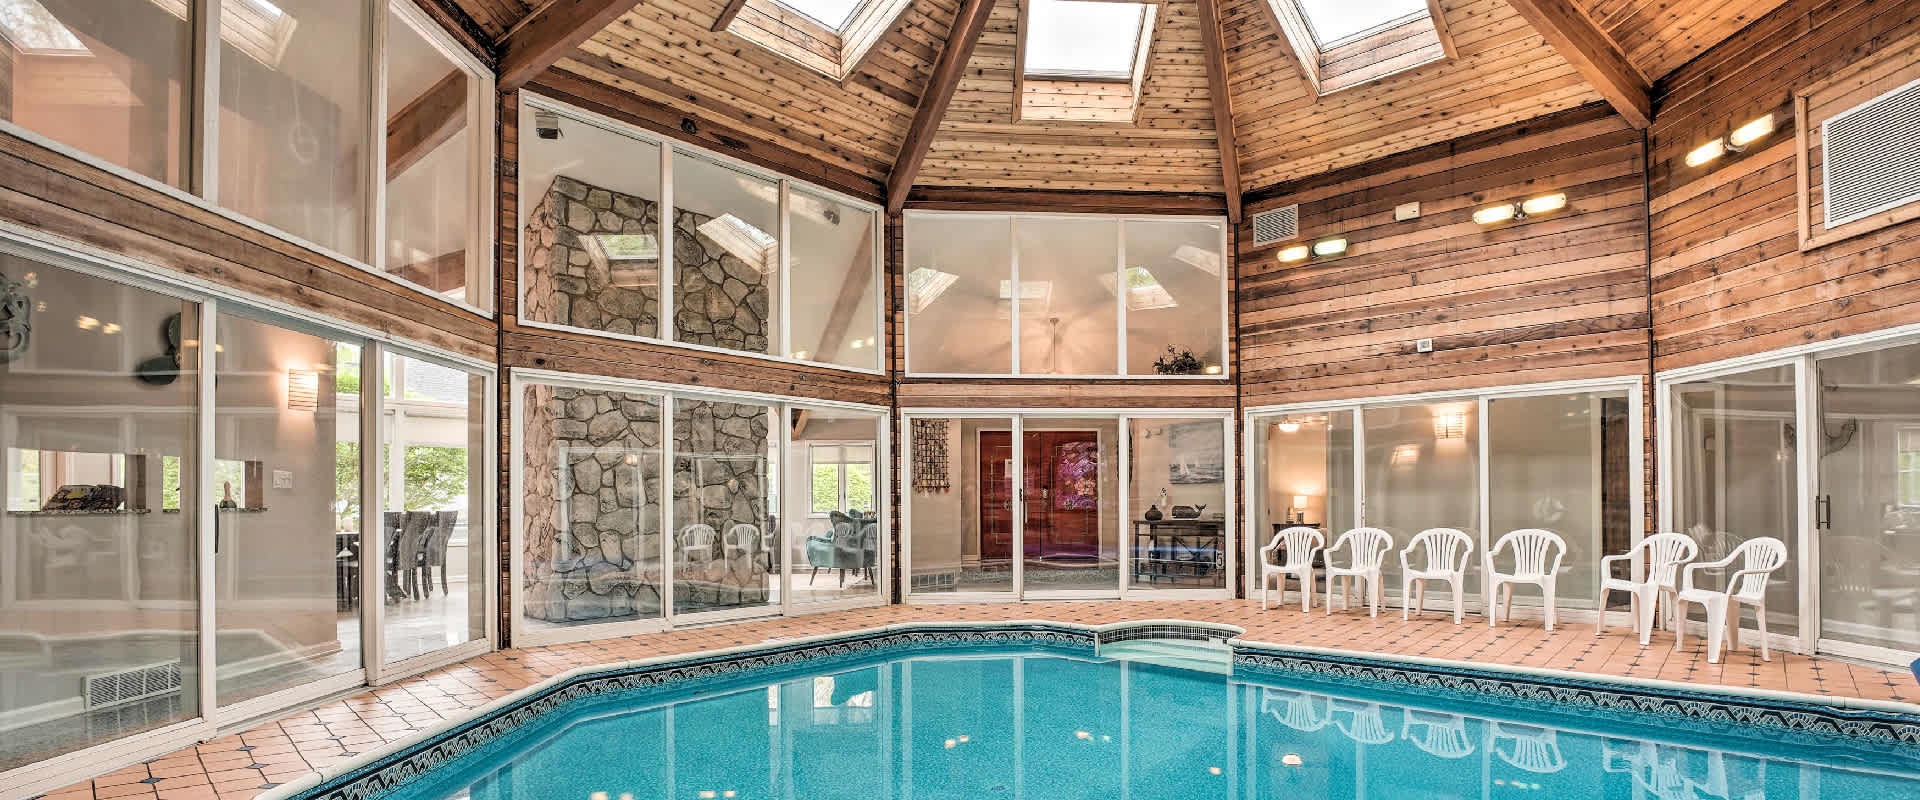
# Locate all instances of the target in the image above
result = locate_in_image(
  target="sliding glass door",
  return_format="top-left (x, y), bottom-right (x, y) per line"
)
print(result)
top-left (903, 411), bottom-right (1231, 600)
top-left (1250, 379), bottom-right (1642, 617)
top-left (1664, 336), bottom-right (1920, 665)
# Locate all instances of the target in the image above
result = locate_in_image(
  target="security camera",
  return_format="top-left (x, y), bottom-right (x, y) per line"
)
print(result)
top-left (534, 110), bottom-right (563, 140)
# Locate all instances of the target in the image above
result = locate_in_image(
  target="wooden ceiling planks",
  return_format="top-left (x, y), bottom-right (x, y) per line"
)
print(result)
top-left (1225, 0), bottom-right (1605, 192)
top-left (1572, 0), bottom-right (1794, 84)
top-left (445, 0), bottom-right (541, 40)
top-left (912, 0), bottom-right (1230, 194)
top-left (552, 0), bottom-right (963, 194)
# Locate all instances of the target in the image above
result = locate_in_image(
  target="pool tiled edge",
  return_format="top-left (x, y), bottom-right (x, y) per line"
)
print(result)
top-left (265, 619), bottom-right (1920, 800)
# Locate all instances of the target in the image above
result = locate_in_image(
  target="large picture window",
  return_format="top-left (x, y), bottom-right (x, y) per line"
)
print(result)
top-left (517, 96), bottom-right (882, 373)
top-left (904, 212), bottom-right (1227, 377)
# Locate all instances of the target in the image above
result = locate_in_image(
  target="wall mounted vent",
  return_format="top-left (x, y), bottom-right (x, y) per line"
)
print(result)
top-left (84, 661), bottom-right (183, 710)
top-left (1251, 205), bottom-right (1299, 246)
top-left (1823, 76), bottom-right (1920, 228)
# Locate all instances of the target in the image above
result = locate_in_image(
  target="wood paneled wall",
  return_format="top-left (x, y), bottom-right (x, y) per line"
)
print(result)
top-left (1648, 0), bottom-right (1920, 371)
top-left (0, 131), bottom-right (496, 361)
top-left (1237, 103), bottom-right (1651, 407)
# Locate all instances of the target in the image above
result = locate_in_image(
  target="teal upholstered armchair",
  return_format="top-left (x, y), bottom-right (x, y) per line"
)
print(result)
top-left (806, 511), bottom-right (877, 586)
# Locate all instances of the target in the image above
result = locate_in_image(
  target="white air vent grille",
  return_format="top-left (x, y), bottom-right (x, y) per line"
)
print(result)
top-left (84, 661), bottom-right (182, 710)
top-left (1251, 205), bottom-right (1298, 246)
top-left (1823, 76), bottom-right (1920, 228)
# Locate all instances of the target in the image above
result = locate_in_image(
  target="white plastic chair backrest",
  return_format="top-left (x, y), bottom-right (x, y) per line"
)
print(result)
top-left (1638, 532), bottom-right (1699, 587)
top-left (1730, 537), bottom-right (1787, 599)
top-left (1402, 528), bottom-right (1473, 574)
top-left (1330, 527), bottom-right (1393, 571)
top-left (680, 524), bottom-right (717, 558)
top-left (1402, 710), bottom-right (1474, 759)
top-left (725, 523), bottom-right (759, 555)
top-left (1259, 687), bottom-right (1328, 732)
top-left (1330, 699), bottom-right (1392, 746)
top-left (1266, 526), bottom-right (1324, 569)
top-left (1490, 529), bottom-right (1567, 577)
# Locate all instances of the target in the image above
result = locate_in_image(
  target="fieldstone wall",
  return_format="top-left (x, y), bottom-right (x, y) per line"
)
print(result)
top-left (521, 387), bottom-right (772, 625)
top-left (522, 175), bottom-right (770, 353)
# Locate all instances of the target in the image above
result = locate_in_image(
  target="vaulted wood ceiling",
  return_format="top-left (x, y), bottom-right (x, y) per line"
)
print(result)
top-left (433, 0), bottom-right (1806, 197)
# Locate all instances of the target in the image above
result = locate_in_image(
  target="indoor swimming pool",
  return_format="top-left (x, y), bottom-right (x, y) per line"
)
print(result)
top-left (303, 630), bottom-right (1920, 800)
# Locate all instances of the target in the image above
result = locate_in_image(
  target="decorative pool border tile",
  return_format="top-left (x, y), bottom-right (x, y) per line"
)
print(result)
top-left (1231, 647), bottom-right (1920, 747)
top-left (1095, 622), bottom-right (1236, 645)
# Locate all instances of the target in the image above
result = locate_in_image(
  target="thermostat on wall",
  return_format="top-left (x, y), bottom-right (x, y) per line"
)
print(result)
top-left (1395, 202), bottom-right (1420, 221)
top-left (1416, 338), bottom-right (1434, 353)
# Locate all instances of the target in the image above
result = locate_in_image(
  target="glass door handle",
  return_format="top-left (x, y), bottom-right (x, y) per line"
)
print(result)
top-left (1816, 494), bottom-right (1832, 530)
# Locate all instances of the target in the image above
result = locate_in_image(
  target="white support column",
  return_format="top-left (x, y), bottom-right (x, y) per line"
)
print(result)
top-left (367, 0), bottom-right (389, 273)
top-left (1114, 221), bottom-right (1127, 375)
top-left (361, 343), bottom-right (388, 679)
top-left (659, 147), bottom-right (676, 343)
top-left (778, 182), bottom-right (793, 359)
top-left (190, 0), bottom-right (221, 201)
top-left (1793, 356), bottom-right (1819, 653)
top-left (1008, 217), bottom-right (1021, 375)
top-left (661, 394), bottom-right (678, 620)
top-left (195, 299), bottom-right (218, 719)
top-left (1118, 415), bottom-right (1131, 593)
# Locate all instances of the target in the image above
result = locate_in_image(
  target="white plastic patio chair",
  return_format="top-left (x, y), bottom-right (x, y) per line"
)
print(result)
top-left (723, 523), bottom-right (760, 559)
top-left (1260, 526), bottom-right (1324, 612)
top-left (1324, 527), bottom-right (1393, 617)
top-left (678, 524), bottom-right (718, 562)
top-left (1401, 528), bottom-right (1475, 624)
top-left (1673, 537), bottom-right (1787, 663)
top-left (1485, 529), bottom-right (1568, 630)
top-left (1597, 532), bottom-right (1699, 644)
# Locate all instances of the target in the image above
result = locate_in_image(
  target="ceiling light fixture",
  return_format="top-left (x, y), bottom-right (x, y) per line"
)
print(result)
top-left (1276, 417), bottom-right (1301, 434)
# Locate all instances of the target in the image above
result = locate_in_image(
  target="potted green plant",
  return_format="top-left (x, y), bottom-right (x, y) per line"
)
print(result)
top-left (1152, 346), bottom-right (1205, 375)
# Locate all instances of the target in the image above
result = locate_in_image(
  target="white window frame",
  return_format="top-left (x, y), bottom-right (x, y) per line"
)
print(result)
top-left (807, 441), bottom-right (877, 517)
top-left (0, 221), bottom-right (498, 800)
top-left (514, 93), bottom-right (886, 377)
top-left (1243, 375), bottom-right (1646, 627)
top-left (0, 0), bottom-right (497, 318)
top-left (901, 210), bottom-right (1232, 379)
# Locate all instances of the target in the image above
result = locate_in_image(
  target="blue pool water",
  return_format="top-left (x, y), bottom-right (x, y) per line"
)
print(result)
top-left (377, 641), bottom-right (1919, 800)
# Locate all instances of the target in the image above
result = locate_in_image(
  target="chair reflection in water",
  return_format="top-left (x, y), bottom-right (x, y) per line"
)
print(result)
top-left (1401, 709), bottom-right (1475, 759)
top-left (1258, 686), bottom-right (1330, 732)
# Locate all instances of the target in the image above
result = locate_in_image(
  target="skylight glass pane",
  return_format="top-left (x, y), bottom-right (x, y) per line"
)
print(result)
top-left (778, 0), bottom-right (863, 29)
top-left (1025, 0), bottom-right (1147, 79)
top-left (1297, 0), bottom-right (1427, 46)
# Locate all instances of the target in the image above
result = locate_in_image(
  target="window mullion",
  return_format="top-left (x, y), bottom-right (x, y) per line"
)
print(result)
top-left (190, 0), bottom-right (222, 201)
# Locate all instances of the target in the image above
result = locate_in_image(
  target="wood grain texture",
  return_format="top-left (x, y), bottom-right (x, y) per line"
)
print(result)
top-left (498, 0), bottom-right (642, 90)
top-left (1504, 0), bottom-right (1651, 127)
top-left (889, 0), bottom-right (998, 210)
top-left (1199, 0), bottom-right (1243, 224)
top-left (1227, 0), bottom-right (1605, 193)
top-left (1647, 0), bottom-right (1920, 371)
top-left (1571, 0), bottom-right (1793, 84)
top-left (445, 0), bottom-right (540, 40)
top-left (1237, 104), bottom-right (1650, 406)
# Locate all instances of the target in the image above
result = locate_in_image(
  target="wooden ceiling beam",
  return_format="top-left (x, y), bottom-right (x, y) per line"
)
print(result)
top-left (387, 70), bottom-right (468, 178)
top-left (497, 0), bottom-right (642, 91)
top-left (1503, 0), bottom-right (1651, 128)
top-left (885, 0), bottom-right (998, 214)
top-left (1197, 0), bottom-right (1241, 224)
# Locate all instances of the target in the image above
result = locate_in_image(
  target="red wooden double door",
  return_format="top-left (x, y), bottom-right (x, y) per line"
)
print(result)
top-left (978, 430), bottom-right (1100, 563)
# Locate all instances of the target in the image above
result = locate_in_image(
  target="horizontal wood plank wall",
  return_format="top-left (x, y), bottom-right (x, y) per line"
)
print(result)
top-left (0, 130), bottom-right (496, 361)
top-left (1647, 0), bottom-right (1920, 371)
top-left (495, 90), bottom-right (890, 406)
top-left (553, 0), bottom-right (957, 194)
top-left (1224, 0), bottom-right (1605, 193)
top-left (1238, 103), bottom-right (1651, 407)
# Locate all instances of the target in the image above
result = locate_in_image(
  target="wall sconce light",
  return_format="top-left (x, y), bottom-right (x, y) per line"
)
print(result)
top-left (1474, 193), bottom-right (1568, 225)
top-left (1686, 113), bottom-right (1774, 167)
top-left (1312, 238), bottom-right (1348, 257)
top-left (1277, 245), bottom-right (1310, 263)
top-left (287, 369), bottom-right (319, 411)
top-left (1433, 410), bottom-right (1467, 439)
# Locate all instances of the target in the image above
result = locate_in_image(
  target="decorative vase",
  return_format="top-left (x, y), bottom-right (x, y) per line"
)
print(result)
top-left (1143, 505), bottom-right (1163, 521)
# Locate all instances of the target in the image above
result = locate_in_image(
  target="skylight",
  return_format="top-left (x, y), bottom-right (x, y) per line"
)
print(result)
top-left (907, 267), bottom-right (958, 314)
top-left (1100, 267), bottom-right (1177, 311)
top-left (696, 214), bottom-right (778, 274)
top-left (1297, 0), bottom-right (1427, 46)
top-left (776, 0), bottom-right (864, 30)
top-left (1025, 0), bottom-right (1148, 80)
top-left (0, 0), bottom-right (89, 55)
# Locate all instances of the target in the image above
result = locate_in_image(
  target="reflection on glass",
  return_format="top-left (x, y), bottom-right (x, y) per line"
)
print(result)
top-left (213, 312), bottom-right (360, 704)
top-left (519, 103), bottom-right (663, 339)
top-left (1124, 219), bottom-right (1224, 375)
top-left (411, 651), bottom-right (1916, 800)
top-left (674, 152), bottom-right (779, 356)
top-left (1128, 418), bottom-right (1226, 590)
top-left (787, 406), bottom-right (882, 604)
top-left (521, 384), bottom-right (665, 630)
top-left (1488, 393), bottom-right (1633, 610)
top-left (1255, 411), bottom-right (1354, 548)
top-left (218, 0), bottom-right (371, 259)
top-left (0, 256), bottom-right (201, 769)
top-left (1365, 403), bottom-right (1480, 603)
top-left (1015, 218), bottom-right (1118, 375)
top-left (671, 397), bottom-right (774, 614)
top-left (381, 353), bottom-right (486, 663)
top-left (1816, 343), bottom-right (1920, 654)
top-left (788, 190), bottom-right (879, 370)
top-left (905, 215), bottom-right (1012, 374)
top-left (1022, 418), bottom-right (1119, 592)
top-left (1671, 366), bottom-right (1799, 636)
top-left (907, 416), bottom-right (1014, 593)
top-left (383, 10), bottom-right (480, 308)
top-left (0, 0), bottom-right (192, 186)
